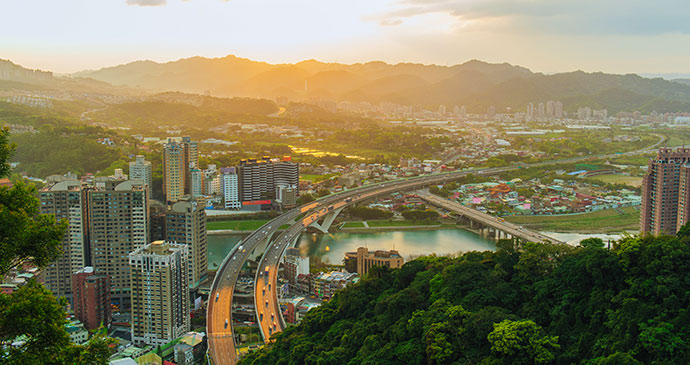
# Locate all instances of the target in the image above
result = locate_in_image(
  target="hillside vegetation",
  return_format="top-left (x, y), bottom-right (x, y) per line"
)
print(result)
top-left (241, 232), bottom-right (690, 364)
top-left (76, 55), bottom-right (690, 113)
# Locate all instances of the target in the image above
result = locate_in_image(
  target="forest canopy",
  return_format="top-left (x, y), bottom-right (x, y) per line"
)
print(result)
top-left (240, 232), bottom-right (690, 364)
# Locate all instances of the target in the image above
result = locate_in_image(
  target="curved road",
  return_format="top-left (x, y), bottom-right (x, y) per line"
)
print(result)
top-left (208, 133), bottom-right (666, 364)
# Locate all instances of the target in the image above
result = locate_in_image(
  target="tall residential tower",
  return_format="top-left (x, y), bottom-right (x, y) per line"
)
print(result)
top-left (641, 148), bottom-right (690, 235)
top-left (165, 196), bottom-right (207, 289)
top-left (88, 180), bottom-right (149, 308)
top-left (129, 241), bottom-right (190, 346)
top-left (39, 181), bottom-right (88, 303)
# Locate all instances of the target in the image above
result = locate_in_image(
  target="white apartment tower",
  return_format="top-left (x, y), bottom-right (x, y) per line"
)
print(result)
top-left (129, 241), bottom-right (190, 346)
top-left (129, 155), bottom-right (152, 192)
top-left (39, 181), bottom-right (88, 304)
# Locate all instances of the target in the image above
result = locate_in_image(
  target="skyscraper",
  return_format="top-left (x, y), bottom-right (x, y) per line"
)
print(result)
top-left (72, 267), bottom-right (111, 331)
top-left (181, 136), bottom-right (199, 195)
top-left (526, 103), bottom-right (534, 121)
top-left (39, 181), bottom-right (88, 303)
top-left (88, 180), bottom-right (149, 308)
top-left (165, 197), bottom-right (207, 289)
top-left (129, 241), bottom-right (190, 346)
top-left (221, 167), bottom-right (240, 210)
top-left (641, 148), bottom-right (690, 235)
top-left (237, 157), bottom-right (299, 204)
top-left (546, 100), bottom-right (554, 117)
top-left (554, 101), bottom-right (563, 118)
top-left (163, 140), bottom-right (185, 203)
top-left (189, 168), bottom-right (203, 198)
top-left (129, 155), bottom-right (152, 194)
top-left (164, 137), bottom-right (199, 202)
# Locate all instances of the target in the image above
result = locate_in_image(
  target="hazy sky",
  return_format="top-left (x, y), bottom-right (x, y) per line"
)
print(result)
top-left (4, 0), bottom-right (690, 74)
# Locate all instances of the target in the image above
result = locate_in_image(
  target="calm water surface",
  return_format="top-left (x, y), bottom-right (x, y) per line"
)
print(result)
top-left (207, 229), bottom-right (636, 269)
top-left (207, 229), bottom-right (495, 268)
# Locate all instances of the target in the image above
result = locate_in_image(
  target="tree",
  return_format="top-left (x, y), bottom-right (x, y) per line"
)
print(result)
top-left (297, 193), bottom-right (316, 205)
top-left (0, 127), bottom-right (11, 178)
top-left (487, 320), bottom-right (560, 364)
top-left (580, 237), bottom-right (605, 249)
top-left (0, 127), bottom-right (65, 275)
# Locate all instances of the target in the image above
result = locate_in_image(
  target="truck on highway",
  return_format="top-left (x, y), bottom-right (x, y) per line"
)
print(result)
top-left (264, 266), bottom-right (270, 277)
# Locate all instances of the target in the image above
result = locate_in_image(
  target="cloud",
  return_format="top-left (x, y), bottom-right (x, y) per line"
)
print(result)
top-left (376, 0), bottom-right (690, 36)
top-left (126, 0), bottom-right (167, 6)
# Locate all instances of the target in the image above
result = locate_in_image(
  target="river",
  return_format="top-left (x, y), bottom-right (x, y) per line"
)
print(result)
top-left (207, 229), bottom-right (496, 269)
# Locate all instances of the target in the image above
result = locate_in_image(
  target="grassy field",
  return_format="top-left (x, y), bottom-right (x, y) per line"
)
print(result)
top-left (342, 221), bottom-right (365, 228)
top-left (585, 174), bottom-right (643, 188)
top-left (207, 219), bottom-right (270, 231)
top-left (504, 206), bottom-right (639, 234)
top-left (299, 173), bottom-right (338, 183)
top-left (366, 219), bottom-right (440, 227)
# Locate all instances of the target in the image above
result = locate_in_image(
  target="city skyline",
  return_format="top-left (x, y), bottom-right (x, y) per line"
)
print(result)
top-left (4, 0), bottom-right (690, 76)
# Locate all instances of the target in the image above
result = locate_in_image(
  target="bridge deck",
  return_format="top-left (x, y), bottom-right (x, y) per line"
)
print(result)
top-left (418, 192), bottom-right (563, 244)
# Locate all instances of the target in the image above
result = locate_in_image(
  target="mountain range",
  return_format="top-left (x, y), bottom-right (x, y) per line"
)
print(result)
top-left (8, 55), bottom-right (690, 113)
top-left (72, 55), bottom-right (690, 113)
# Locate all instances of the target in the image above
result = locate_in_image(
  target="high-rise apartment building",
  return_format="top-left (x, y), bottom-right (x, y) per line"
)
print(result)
top-left (554, 101), bottom-right (563, 118)
top-left (163, 137), bottom-right (198, 202)
top-left (129, 241), bottom-right (190, 346)
top-left (129, 155), bottom-right (152, 194)
top-left (181, 136), bottom-right (198, 194)
top-left (221, 167), bottom-right (240, 210)
top-left (72, 267), bottom-right (111, 331)
top-left (238, 157), bottom-right (299, 203)
top-left (39, 181), bottom-right (88, 303)
top-left (88, 180), bottom-right (149, 308)
top-left (165, 197), bottom-right (207, 288)
top-left (526, 103), bottom-right (534, 121)
top-left (189, 168), bottom-right (203, 198)
top-left (163, 140), bottom-right (185, 203)
top-left (641, 148), bottom-right (690, 235)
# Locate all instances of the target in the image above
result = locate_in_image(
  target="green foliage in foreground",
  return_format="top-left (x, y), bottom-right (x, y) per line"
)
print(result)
top-left (0, 281), bottom-right (115, 364)
top-left (241, 233), bottom-right (690, 364)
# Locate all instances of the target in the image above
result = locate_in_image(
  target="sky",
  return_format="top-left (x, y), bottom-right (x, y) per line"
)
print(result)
top-left (3, 0), bottom-right (690, 75)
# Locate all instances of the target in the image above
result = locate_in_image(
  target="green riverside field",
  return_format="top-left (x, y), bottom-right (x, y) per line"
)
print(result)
top-left (584, 174), bottom-right (643, 188)
top-left (504, 206), bottom-right (639, 234)
top-left (207, 219), bottom-right (270, 231)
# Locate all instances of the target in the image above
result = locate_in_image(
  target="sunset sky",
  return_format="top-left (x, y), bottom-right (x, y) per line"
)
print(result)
top-left (4, 0), bottom-right (690, 75)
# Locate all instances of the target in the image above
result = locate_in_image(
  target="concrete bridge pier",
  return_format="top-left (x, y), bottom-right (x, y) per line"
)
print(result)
top-left (251, 231), bottom-right (276, 262)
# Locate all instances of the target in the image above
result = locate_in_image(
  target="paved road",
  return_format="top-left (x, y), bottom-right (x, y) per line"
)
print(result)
top-left (417, 192), bottom-right (561, 243)
top-left (208, 133), bottom-right (665, 364)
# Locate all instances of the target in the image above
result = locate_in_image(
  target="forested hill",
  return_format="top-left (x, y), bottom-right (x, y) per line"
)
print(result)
top-left (240, 232), bottom-right (690, 364)
top-left (74, 55), bottom-right (690, 113)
